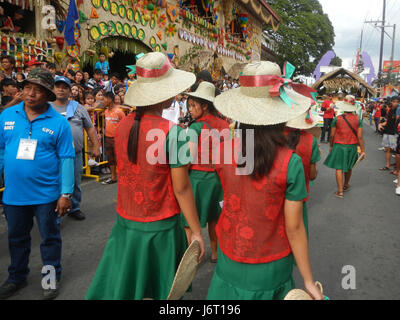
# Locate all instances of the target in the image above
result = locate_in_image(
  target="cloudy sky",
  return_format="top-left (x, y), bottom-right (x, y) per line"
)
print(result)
top-left (318, 0), bottom-right (400, 73)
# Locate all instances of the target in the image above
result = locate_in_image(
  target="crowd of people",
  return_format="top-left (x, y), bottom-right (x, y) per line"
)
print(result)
top-left (0, 49), bottom-right (385, 301)
top-left (364, 97), bottom-right (400, 195)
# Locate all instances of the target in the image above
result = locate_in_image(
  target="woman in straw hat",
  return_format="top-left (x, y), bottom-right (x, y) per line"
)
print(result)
top-left (285, 109), bottom-right (322, 237)
top-left (85, 52), bottom-right (205, 300)
top-left (323, 95), bottom-right (366, 199)
top-left (182, 81), bottom-right (229, 263)
top-left (206, 61), bottom-right (323, 300)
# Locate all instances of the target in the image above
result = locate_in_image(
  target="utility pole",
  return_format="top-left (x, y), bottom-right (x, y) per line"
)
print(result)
top-left (388, 24), bottom-right (396, 83)
top-left (378, 0), bottom-right (386, 80)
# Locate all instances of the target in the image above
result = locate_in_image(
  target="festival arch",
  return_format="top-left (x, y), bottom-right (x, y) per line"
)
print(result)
top-left (82, 35), bottom-right (153, 78)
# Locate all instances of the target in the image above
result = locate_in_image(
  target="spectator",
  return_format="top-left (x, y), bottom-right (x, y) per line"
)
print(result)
top-left (65, 69), bottom-right (76, 84)
top-left (101, 92), bottom-right (125, 185)
top-left (51, 76), bottom-right (101, 221)
top-left (15, 72), bottom-right (25, 91)
top-left (70, 84), bottom-right (85, 105)
top-left (379, 97), bottom-right (399, 173)
top-left (373, 101), bottom-right (382, 133)
top-left (92, 87), bottom-right (104, 108)
top-left (83, 72), bottom-right (90, 84)
top-left (94, 53), bottom-right (110, 76)
top-left (320, 93), bottom-right (335, 143)
top-left (1, 55), bottom-right (16, 79)
top-left (162, 93), bottom-right (184, 124)
top-left (74, 71), bottom-right (86, 87)
top-left (104, 72), bottom-right (121, 93)
top-left (87, 69), bottom-right (105, 91)
top-left (0, 68), bottom-right (75, 300)
top-left (45, 63), bottom-right (57, 77)
top-left (0, 78), bottom-right (19, 110)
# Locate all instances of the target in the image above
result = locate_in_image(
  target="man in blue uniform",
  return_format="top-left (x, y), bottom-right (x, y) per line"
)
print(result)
top-left (0, 68), bottom-right (75, 300)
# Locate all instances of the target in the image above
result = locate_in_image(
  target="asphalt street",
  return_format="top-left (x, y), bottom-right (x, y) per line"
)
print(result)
top-left (0, 119), bottom-right (399, 300)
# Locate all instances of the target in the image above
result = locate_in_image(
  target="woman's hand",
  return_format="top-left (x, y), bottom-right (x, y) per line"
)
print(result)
top-left (190, 233), bottom-right (205, 264)
top-left (305, 281), bottom-right (324, 300)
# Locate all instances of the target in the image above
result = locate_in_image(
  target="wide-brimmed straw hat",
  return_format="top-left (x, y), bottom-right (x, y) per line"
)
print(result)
top-left (124, 52), bottom-right (196, 107)
top-left (287, 108), bottom-right (323, 130)
top-left (185, 81), bottom-right (216, 103)
top-left (214, 61), bottom-right (316, 125)
top-left (336, 95), bottom-right (357, 112)
top-left (284, 282), bottom-right (326, 300)
top-left (166, 240), bottom-right (201, 300)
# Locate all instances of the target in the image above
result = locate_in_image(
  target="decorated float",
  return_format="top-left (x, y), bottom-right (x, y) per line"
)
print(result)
top-left (1, 0), bottom-right (280, 80)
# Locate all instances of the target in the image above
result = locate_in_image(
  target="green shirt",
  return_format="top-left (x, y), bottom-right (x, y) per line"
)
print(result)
top-left (311, 136), bottom-right (321, 164)
top-left (165, 125), bottom-right (191, 168)
top-left (286, 153), bottom-right (308, 201)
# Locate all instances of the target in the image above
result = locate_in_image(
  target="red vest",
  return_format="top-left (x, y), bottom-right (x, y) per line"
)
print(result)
top-left (215, 139), bottom-right (293, 264)
top-left (285, 129), bottom-right (313, 202)
top-left (114, 113), bottom-right (181, 222)
top-left (334, 114), bottom-right (359, 145)
top-left (190, 114), bottom-right (229, 172)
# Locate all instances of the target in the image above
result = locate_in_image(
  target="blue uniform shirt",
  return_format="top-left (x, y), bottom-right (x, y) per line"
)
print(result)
top-left (94, 61), bottom-right (110, 75)
top-left (0, 102), bottom-right (75, 205)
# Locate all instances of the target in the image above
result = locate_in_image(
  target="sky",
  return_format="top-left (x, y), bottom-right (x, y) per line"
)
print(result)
top-left (318, 0), bottom-right (400, 74)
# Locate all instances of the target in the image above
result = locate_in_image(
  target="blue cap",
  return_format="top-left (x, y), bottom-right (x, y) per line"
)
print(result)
top-left (54, 75), bottom-right (71, 88)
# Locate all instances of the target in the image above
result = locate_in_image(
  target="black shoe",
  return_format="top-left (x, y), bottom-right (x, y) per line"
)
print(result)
top-left (68, 210), bottom-right (86, 220)
top-left (43, 279), bottom-right (60, 300)
top-left (0, 280), bottom-right (27, 300)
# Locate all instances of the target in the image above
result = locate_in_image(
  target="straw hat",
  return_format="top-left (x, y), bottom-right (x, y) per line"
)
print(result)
top-left (284, 282), bottom-right (326, 300)
top-left (124, 52), bottom-right (196, 107)
top-left (185, 81), bottom-right (216, 103)
top-left (286, 108), bottom-right (323, 130)
top-left (166, 240), bottom-right (201, 300)
top-left (336, 95), bottom-right (357, 112)
top-left (214, 61), bottom-right (316, 125)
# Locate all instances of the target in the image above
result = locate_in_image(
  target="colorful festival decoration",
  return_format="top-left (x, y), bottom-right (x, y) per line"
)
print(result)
top-left (158, 14), bottom-right (167, 28)
top-left (167, 5), bottom-right (179, 22)
top-left (41, 5), bottom-right (57, 31)
top-left (238, 13), bottom-right (249, 38)
top-left (90, 7), bottom-right (99, 19)
top-left (165, 24), bottom-right (177, 37)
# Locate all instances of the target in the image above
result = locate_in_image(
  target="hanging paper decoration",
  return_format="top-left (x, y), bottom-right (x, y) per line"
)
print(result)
top-left (67, 45), bottom-right (80, 58)
top-left (165, 24), bottom-right (177, 37)
top-left (167, 5), bottom-right (179, 22)
top-left (158, 14), bottom-right (167, 28)
top-left (157, 30), bottom-right (162, 40)
top-left (238, 13), bottom-right (249, 38)
top-left (149, 36), bottom-right (156, 48)
top-left (79, 10), bottom-right (87, 23)
top-left (90, 7), bottom-right (99, 19)
top-left (54, 52), bottom-right (64, 64)
top-left (161, 42), bottom-right (168, 50)
top-left (55, 36), bottom-right (65, 50)
top-left (56, 20), bottom-right (65, 33)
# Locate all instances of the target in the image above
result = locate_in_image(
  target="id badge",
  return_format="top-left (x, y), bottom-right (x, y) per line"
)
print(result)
top-left (16, 138), bottom-right (38, 160)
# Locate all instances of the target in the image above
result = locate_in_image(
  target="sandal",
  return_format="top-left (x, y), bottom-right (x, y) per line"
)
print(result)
top-left (343, 185), bottom-right (351, 192)
top-left (334, 191), bottom-right (344, 198)
top-left (101, 178), bottom-right (117, 185)
top-left (391, 171), bottom-right (398, 176)
top-left (379, 167), bottom-right (390, 171)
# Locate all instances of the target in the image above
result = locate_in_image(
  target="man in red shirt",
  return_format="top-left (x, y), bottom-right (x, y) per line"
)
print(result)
top-left (373, 102), bottom-right (382, 133)
top-left (320, 93), bottom-right (335, 143)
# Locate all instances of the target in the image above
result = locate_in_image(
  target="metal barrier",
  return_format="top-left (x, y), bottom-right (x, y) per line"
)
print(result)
top-left (82, 108), bottom-right (108, 182)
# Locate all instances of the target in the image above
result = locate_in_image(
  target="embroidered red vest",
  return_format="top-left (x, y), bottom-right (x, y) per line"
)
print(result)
top-left (334, 114), bottom-right (359, 145)
top-left (190, 114), bottom-right (229, 172)
top-left (285, 129), bottom-right (313, 202)
top-left (215, 139), bottom-right (293, 264)
top-left (114, 113), bottom-right (180, 222)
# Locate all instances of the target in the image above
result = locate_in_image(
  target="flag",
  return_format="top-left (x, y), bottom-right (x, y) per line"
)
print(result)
top-left (64, 0), bottom-right (79, 46)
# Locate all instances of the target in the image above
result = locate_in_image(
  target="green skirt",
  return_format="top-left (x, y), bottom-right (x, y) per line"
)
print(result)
top-left (206, 246), bottom-right (295, 300)
top-left (85, 214), bottom-right (187, 300)
top-left (324, 143), bottom-right (358, 173)
top-left (182, 170), bottom-right (223, 228)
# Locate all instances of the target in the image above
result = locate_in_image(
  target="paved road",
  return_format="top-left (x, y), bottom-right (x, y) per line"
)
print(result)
top-left (0, 119), bottom-right (399, 300)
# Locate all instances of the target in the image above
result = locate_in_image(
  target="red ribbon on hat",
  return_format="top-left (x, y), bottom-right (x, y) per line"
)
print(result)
top-left (136, 57), bottom-right (171, 78)
top-left (344, 97), bottom-right (355, 105)
top-left (239, 74), bottom-right (317, 101)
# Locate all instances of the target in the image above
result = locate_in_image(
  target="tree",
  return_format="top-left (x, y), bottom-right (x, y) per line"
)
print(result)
top-left (265, 0), bottom-right (335, 77)
top-left (330, 56), bottom-right (342, 67)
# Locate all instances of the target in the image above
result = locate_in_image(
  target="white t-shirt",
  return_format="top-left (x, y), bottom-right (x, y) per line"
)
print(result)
top-left (162, 100), bottom-right (181, 124)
